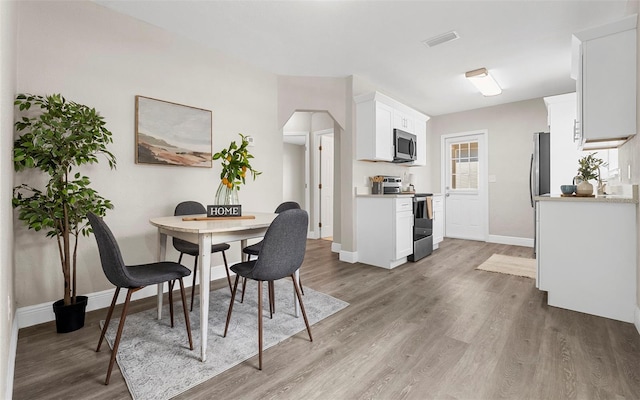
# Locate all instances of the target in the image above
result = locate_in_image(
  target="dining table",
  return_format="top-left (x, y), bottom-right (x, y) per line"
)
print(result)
top-left (149, 211), bottom-right (281, 362)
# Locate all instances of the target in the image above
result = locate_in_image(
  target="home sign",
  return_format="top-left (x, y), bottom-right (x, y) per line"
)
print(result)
top-left (207, 205), bottom-right (242, 218)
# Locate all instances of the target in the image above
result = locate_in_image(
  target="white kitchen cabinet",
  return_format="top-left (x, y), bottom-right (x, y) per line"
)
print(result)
top-left (432, 195), bottom-right (444, 249)
top-left (355, 91), bottom-right (429, 163)
top-left (536, 197), bottom-right (637, 323)
top-left (572, 15), bottom-right (636, 149)
top-left (544, 93), bottom-right (582, 193)
top-left (393, 108), bottom-right (415, 134)
top-left (356, 195), bottom-right (413, 269)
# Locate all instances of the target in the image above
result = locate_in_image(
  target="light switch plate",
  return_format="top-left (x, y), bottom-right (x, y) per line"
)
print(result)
top-left (489, 175), bottom-right (497, 183)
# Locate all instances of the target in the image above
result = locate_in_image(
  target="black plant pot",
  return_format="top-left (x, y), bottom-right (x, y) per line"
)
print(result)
top-left (52, 296), bottom-right (88, 333)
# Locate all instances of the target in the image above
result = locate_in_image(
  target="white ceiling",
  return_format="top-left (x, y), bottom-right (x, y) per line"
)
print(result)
top-left (95, 0), bottom-right (633, 116)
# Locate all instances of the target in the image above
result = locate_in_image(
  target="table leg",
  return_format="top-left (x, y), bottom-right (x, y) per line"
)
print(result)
top-left (240, 239), bottom-right (247, 261)
top-left (199, 233), bottom-right (212, 362)
top-left (157, 231), bottom-right (168, 320)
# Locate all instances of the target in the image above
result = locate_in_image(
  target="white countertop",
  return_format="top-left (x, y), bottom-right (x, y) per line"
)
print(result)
top-left (356, 193), bottom-right (415, 198)
top-left (534, 185), bottom-right (638, 204)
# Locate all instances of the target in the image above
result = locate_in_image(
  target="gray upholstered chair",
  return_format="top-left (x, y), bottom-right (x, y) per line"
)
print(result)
top-left (88, 213), bottom-right (193, 385)
top-left (173, 201), bottom-right (232, 311)
top-left (241, 201), bottom-right (301, 304)
top-left (223, 208), bottom-right (312, 370)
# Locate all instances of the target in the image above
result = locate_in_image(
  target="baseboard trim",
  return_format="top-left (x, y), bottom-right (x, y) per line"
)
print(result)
top-left (635, 306), bottom-right (640, 336)
top-left (16, 264), bottom-right (232, 329)
top-left (331, 242), bottom-right (341, 253)
top-left (307, 230), bottom-right (319, 239)
top-left (6, 313), bottom-right (17, 400)
top-left (487, 234), bottom-right (534, 248)
top-left (339, 250), bottom-right (357, 264)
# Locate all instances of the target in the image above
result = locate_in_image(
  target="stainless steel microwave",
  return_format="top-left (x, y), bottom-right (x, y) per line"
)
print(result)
top-left (393, 129), bottom-right (417, 163)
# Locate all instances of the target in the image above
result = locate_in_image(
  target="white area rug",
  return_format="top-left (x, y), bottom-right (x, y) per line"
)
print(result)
top-left (101, 280), bottom-right (348, 400)
top-left (476, 254), bottom-right (536, 279)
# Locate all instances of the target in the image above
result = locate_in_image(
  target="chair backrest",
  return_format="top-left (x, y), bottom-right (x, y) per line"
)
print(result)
top-left (87, 213), bottom-right (134, 288)
top-left (250, 209), bottom-right (309, 281)
top-left (275, 201), bottom-right (300, 213)
top-left (173, 201), bottom-right (206, 251)
top-left (175, 201), bottom-right (206, 216)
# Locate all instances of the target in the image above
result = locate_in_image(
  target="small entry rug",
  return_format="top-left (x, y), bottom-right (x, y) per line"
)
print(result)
top-left (476, 254), bottom-right (536, 279)
top-left (101, 280), bottom-right (348, 400)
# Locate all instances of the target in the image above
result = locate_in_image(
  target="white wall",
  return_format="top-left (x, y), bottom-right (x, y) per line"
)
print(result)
top-left (14, 1), bottom-right (280, 307)
top-left (283, 143), bottom-right (305, 206)
top-left (428, 98), bottom-right (548, 239)
top-left (0, 0), bottom-right (17, 396)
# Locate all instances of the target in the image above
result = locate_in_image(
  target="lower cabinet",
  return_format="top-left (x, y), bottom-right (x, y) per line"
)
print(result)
top-left (357, 196), bottom-right (413, 269)
top-left (432, 195), bottom-right (444, 249)
top-left (536, 198), bottom-right (636, 323)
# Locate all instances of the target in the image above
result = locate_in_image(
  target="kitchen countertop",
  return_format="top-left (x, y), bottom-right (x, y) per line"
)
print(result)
top-left (535, 185), bottom-right (638, 204)
top-left (356, 193), bottom-right (415, 198)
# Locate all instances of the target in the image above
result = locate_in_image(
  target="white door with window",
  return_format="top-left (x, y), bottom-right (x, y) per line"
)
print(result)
top-left (442, 132), bottom-right (487, 241)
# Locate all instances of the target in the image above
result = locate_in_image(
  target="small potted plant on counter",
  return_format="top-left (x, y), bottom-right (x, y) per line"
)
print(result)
top-left (575, 153), bottom-right (605, 196)
top-left (12, 93), bottom-right (117, 333)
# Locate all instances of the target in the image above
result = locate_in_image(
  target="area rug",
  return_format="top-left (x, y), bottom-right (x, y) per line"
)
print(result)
top-left (101, 280), bottom-right (348, 400)
top-left (476, 254), bottom-right (536, 279)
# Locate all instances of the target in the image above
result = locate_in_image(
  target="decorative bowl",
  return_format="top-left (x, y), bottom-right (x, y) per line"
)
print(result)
top-left (560, 184), bottom-right (577, 195)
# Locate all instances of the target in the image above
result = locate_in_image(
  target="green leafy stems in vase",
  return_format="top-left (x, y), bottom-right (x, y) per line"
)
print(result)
top-left (212, 133), bottom-right (261, 205)
top-left (575, 152), bottom-right (606, 196)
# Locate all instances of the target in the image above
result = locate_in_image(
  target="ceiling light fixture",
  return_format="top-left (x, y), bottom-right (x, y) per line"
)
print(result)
top-left (465, 68), bottom-right (502, 96)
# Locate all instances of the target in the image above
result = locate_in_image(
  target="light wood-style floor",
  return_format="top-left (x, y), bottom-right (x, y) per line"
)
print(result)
top-left (13, 238), bottom-right (640, 399)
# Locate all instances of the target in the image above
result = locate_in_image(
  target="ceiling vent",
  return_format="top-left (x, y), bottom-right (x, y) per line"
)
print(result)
top-left (422, 31), bottom-right (460, 48)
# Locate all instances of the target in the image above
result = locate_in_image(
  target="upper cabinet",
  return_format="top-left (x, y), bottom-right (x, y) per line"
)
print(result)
top-left (572, 14), bottom-right (637, 149)
top-left (355, 91), bottom-right (430, 165)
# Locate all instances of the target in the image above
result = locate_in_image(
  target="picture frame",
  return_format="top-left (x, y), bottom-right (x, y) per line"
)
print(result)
top-left (135, 95), bottom-right (212, 167)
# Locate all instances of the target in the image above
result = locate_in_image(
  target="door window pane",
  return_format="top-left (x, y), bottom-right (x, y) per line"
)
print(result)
top-left (450, 140), bottom-right (479, 190)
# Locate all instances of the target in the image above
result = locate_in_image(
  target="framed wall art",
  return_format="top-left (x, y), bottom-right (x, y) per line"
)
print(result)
top-left (135, 95), bottom-right (212, 167)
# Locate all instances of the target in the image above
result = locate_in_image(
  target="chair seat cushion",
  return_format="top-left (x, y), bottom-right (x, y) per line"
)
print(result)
top-left (125, 262), bottom-right (191, 287)
top-left (242, 241), bottom-right (262, 256)
top-left (230, 260), bottom-right (258, 279)
top-left (174, 238), bottom-right (230, 256)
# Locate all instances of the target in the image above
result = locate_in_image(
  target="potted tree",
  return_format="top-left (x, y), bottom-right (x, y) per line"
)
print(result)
top-left (575, 152), bottom-right (605, 196)
top-left (12, 93), bottom-right (117, 333)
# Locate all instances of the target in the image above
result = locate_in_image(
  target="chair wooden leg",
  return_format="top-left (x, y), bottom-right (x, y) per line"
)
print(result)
top-left (105, 287), bottom-right (139, 385)
top-left (240, 255), bottom-right (252, 303)
top-left (299, 276), bottom-right (304, 295)
top-left (223, 275), bottom-right (241, 337)
top-left (257, 280), bottom-right (263, 370)
top-left (222, 251), bottom-right (232, 294)
top-left (268, 281), bottom-right (274, 319)
top-left (178, 278), bottom-right (194, 350)
top-left (96, 287), bottom-right (120, 352)
top-left (168, 280), bottom-right (175, 328)
top-left (241, 277), bottom-right (247, 303)
top-left (190, 256), bottom-right (198, 312)
top-left (291, 275), bottom-right (313, 342)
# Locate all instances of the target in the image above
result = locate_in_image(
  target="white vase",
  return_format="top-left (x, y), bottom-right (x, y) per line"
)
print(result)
top-left (576, 181), bottom-right (593, 196)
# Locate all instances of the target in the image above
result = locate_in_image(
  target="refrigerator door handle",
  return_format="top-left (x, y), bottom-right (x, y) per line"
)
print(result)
top-left (529, 153), bottom-right (534, 207)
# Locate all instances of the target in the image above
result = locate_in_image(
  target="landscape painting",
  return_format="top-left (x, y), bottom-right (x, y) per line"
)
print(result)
top-left (135, 96), bottom-right (212, 167)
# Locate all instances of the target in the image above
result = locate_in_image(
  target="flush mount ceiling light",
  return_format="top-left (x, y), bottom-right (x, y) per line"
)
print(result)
top-left (465, 67), bottom-right (502, 96)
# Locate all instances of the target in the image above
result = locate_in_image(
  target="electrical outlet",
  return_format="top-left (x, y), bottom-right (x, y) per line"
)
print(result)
top-left (246, 135), bottom-right (255, 147)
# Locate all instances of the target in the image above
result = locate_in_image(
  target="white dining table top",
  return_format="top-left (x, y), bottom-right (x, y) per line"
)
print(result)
top-left (149, 212), bottom-right (277, 234)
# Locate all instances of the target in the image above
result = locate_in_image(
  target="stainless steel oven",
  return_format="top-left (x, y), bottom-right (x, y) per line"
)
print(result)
top-left (408, 193), bottom-right (433, 262)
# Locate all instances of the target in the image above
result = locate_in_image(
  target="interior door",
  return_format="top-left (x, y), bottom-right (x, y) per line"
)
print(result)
top-left (444, 134), bottom-right (485, 241)
top-left (320, 134), bottom-right (334, 238)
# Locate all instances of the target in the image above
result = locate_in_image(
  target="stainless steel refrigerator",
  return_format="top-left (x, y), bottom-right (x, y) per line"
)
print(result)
top-left (530, 132), bottom-right (550, 256)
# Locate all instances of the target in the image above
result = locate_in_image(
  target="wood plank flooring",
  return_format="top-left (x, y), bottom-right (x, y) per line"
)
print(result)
top-left (13, 238), bottom-right (640, 399)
